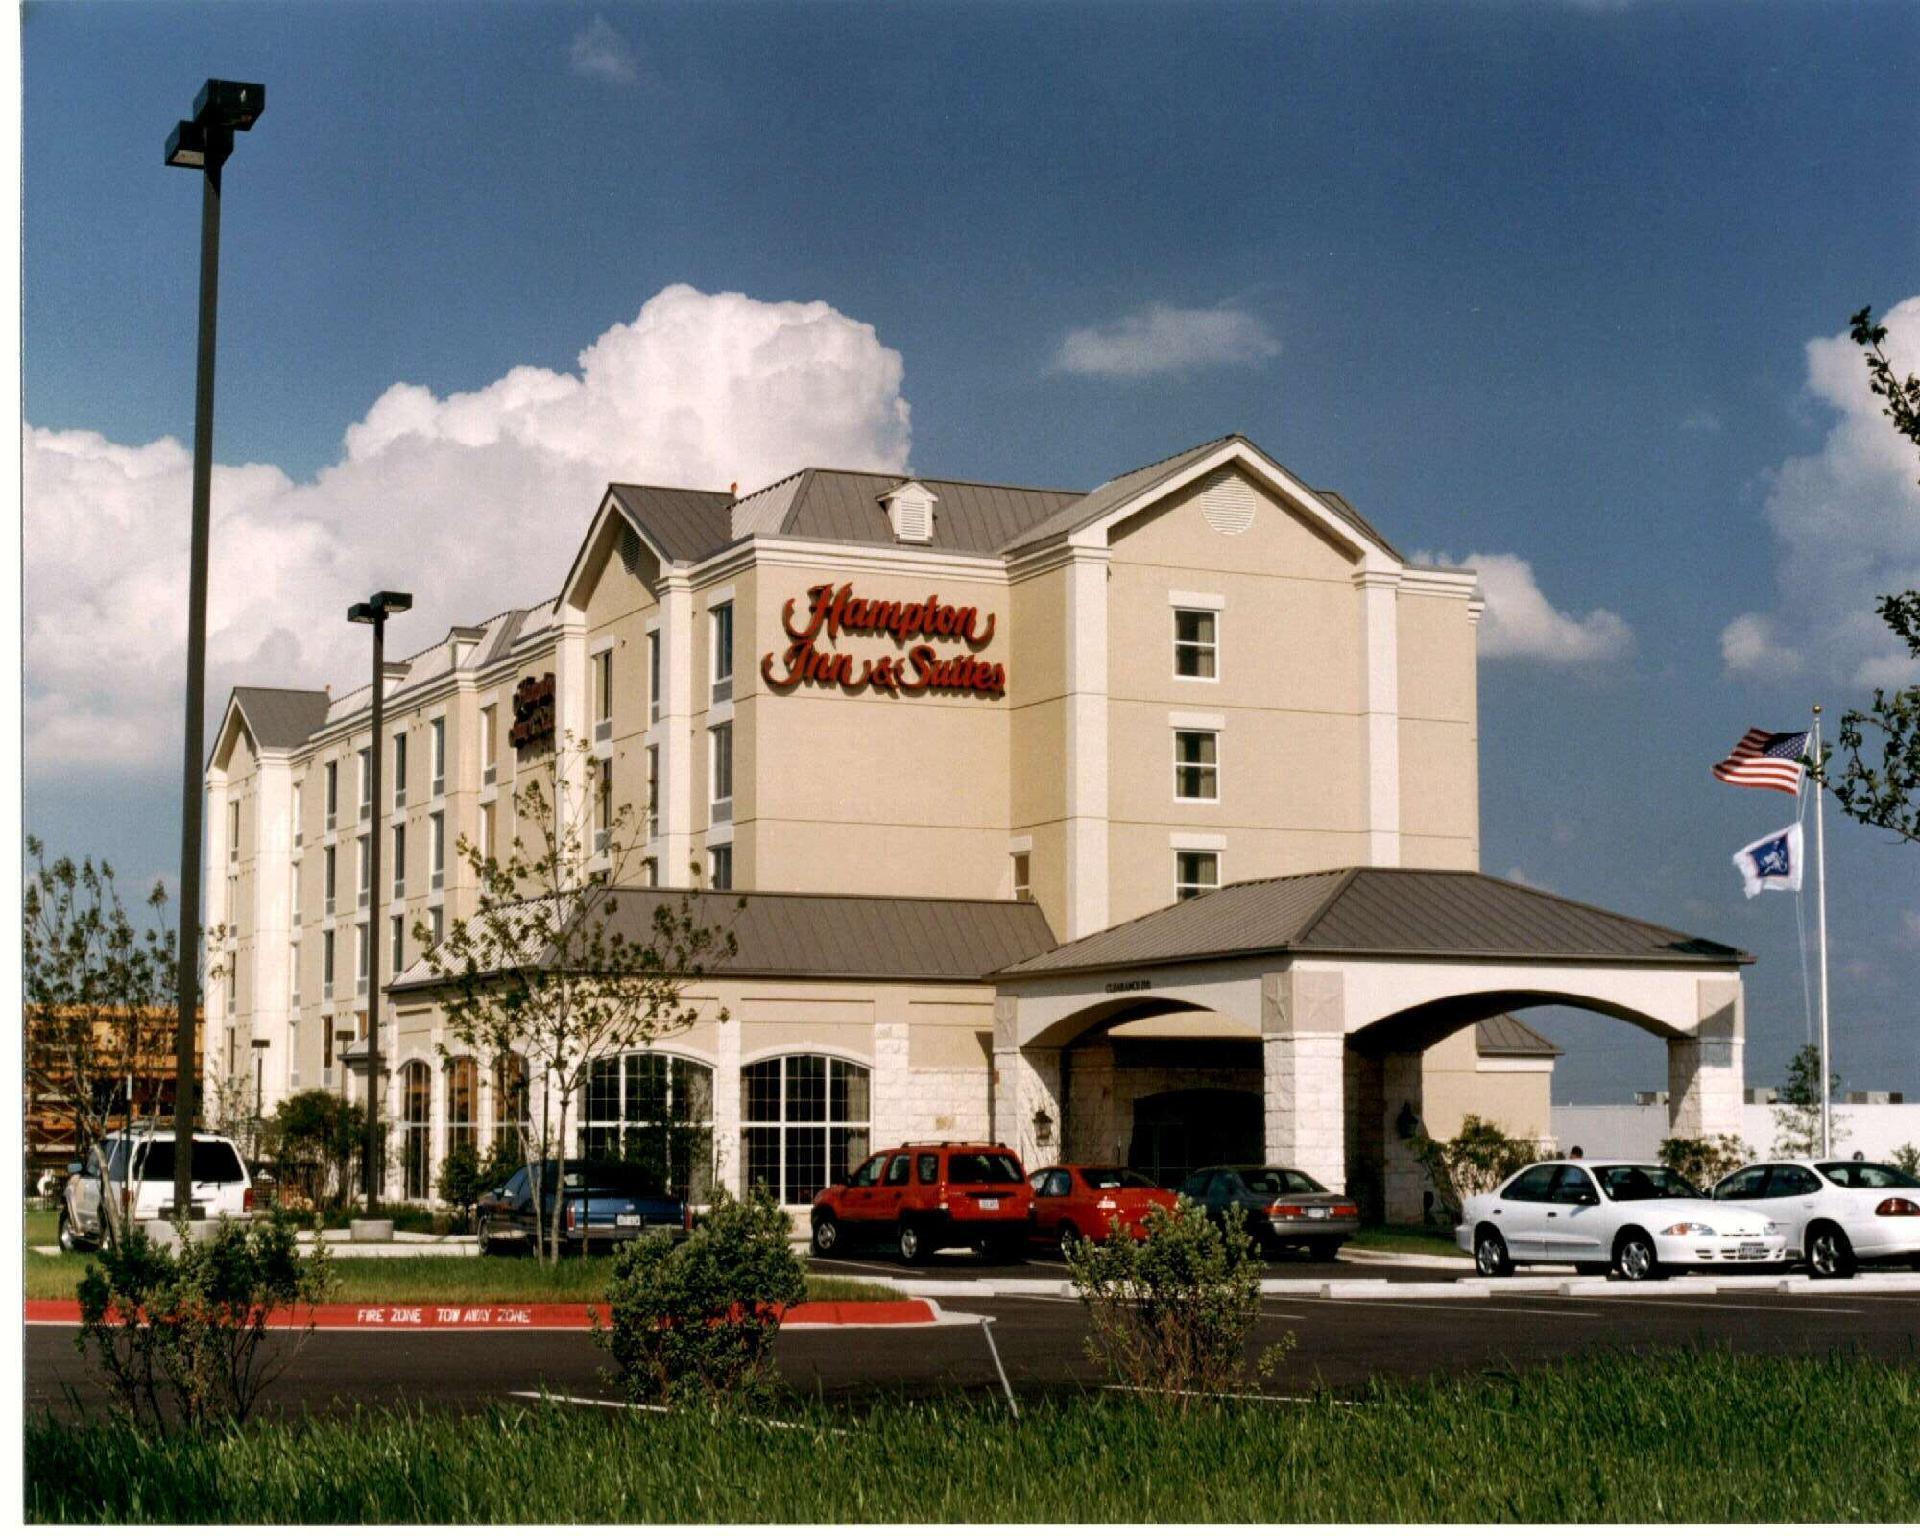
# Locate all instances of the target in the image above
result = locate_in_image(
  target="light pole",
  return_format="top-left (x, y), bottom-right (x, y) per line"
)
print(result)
top-left (349, 591), bottom-right (412, 1213)
top-left (164, 80), bottom-right (264, 1225)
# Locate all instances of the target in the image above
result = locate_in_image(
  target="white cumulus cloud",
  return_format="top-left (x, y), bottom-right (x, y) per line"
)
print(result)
top-left (1053, 303), bottom-right (1279, 379)
top-left (569, 15), bottom-right (640, 84)
top-left (1419, 551), bottom-right (1634, 664)
top-left (24, 285), bottom-right (911, 774)
top-left (1721, 296), bottom-right (1920, 689)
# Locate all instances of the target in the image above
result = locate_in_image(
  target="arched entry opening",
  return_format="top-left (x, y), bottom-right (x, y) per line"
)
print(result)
top-left (1127, 1088), bottom-right (1262, 1187)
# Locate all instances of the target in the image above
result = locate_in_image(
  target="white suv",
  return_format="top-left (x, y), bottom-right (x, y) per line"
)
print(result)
top-left (59, 1129), bottom-right (255, 1251)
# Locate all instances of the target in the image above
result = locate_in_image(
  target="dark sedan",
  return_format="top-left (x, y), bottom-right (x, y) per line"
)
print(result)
top-left (475, 1160), bottom-right (688, 1255)
top-left (1179, 1164), bottom-right (1360, 1260)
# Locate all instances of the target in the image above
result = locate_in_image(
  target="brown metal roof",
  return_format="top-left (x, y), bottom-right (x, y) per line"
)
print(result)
top-left (996, 867), bottom-right (1749, 978)
top-left (1475, 1014), bottom-right (1563, 1058)
top-left (388, 887), bottom-right (1057, 993)
top-left (606, 484), bottom-right (738, 563)
top-left (228, 687), bottom-right (332, 753)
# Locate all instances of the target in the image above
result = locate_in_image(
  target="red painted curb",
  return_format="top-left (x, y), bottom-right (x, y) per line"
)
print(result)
top-left (25, 1298), bottom-right (937, 1330)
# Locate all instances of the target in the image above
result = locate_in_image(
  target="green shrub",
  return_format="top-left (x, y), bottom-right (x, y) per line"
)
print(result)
top-left (437, 1144), bottom-right (485, 1232)
top-left (1659, 1134), bottom-right (1755, 1191)
top-left (597, 1185), bottom-right (805, 1408)
top-left (75, 1213), bottom-right (331, 1431)
top-left (1889, 1143), bottom-right (1920, 1177)
top-left (1064, 1195), bottom-right (1276, 1407)
top-left (1409, 1115), bottom-right (1541, 1225)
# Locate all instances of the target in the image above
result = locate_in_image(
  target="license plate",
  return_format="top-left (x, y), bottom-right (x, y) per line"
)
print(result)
top-left (615, 1214), bottom-right (642, 1228)
top-left (978, 1198), bottom-right (1000, 1211)
top-left (1738, 1242), bottom-right (1765, 1258)
top-left (1307, 1208), bottom-right (1327, 1220)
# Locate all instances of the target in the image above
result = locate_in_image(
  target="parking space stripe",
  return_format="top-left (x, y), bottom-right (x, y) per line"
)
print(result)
top-left (1300, 1298), bottom-right (1603, 1318)
top-left (1590, 1298), bottom-right (1862, 1316)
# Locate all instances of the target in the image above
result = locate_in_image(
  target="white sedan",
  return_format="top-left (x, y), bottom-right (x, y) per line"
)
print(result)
top-left (1712, 1158), bottom-right (1920, 1279)
top-left (1456, 1159), bottom-right (1786, 1280)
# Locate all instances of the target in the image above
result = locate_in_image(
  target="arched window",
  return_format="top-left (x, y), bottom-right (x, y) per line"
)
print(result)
top-left (446, 1056), bottom-right (478, 1158)
top-left (492, 1051), bottom-right (530, 1163)
top-left (741, 1055), bottom-right (870, 1206)
top-left (579, 1051), bottom-right (714, 1201)
top-left (402, 1061), bottom-right (432, 1201)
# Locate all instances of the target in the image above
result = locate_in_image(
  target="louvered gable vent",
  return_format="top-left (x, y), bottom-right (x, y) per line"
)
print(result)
top-left (881, 480), bottom-right (938, 544)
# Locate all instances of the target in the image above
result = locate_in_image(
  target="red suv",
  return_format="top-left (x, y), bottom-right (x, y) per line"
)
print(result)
top-left (810, 1143), bottom-right (1032, 1264)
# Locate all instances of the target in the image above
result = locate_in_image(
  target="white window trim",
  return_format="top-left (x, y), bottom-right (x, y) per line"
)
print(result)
top-left (1169, 710), bottom-right (1226, 731)
top-left (1169, 830), bottom-right (1228, 850)
top-left (709, 596), bottom-right (736, 704)
top-left (1173, 847), bottom-right (1223, 901)
top-left (1007, 834), bottom-right (1034, 854)
top-left (1172, 605), bottom-right (1221, 685)
top-left (708, 722), bottom-right (734, 824)
top-left (1172, 728), bottom-right (1221, 805)
top-left (1168, 590), bottom-right (1226, 611)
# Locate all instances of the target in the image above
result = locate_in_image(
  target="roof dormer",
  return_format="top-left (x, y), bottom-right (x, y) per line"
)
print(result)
top-left (880, 480), bottom-right (938, 544)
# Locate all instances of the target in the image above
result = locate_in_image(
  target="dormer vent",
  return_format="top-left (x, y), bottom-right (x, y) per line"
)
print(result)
top-left (881, 480), bottom-right (938, 544)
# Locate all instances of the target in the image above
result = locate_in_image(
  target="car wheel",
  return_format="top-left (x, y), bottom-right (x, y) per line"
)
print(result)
top-left (896, 1221), bottom-right (927, 1265)
top-left (810, 1212), bottom-right (841, 1258)
top-left (1308, 1238), bottom-right (1342, 1263)
top-left (1474, 1226), bottom-right (1514, 1277)
top-left (1574, 1262), bottom-right (1609, 1277)
top-left (56, 1209), bottom-right (85, 1254)
top-left (476, 1216), bottom-right (499, 1257)
top-left (1806, 1223), bottom-right (1857, 1280)
top-left (1614, 1230), bottom-right (1665, 1282)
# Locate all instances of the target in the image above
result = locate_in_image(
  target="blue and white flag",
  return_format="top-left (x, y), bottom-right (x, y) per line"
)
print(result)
top-left (1732, 823), bottom-right (1803, 898)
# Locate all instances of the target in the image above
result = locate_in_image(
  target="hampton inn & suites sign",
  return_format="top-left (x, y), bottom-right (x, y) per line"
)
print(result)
top-left (761, 581), bottom-right (1006, 697)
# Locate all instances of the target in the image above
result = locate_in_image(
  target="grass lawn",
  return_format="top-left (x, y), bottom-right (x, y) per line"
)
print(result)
top-left (1348, 1223), bottom-right (1466, 1258)
top-left (27, 1349), bottom-right (1920, 1522)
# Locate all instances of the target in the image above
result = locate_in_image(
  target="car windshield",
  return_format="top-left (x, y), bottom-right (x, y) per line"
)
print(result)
top-left (1240, 1169), bottom-right (1327, 1196)
top-left (1595, 1164), bottom-right (1703, 1202)
top-left (1082, 1168), bottom-right (1158, 1190)
top-left (134, 1140), bottom-right (245, 1184)
top-left (948, 1153), bottom-right (1023, 1185)
top-left (1817, 1162), bottom-right (1920, 1190)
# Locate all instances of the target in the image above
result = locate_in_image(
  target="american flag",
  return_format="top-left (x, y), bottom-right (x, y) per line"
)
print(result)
top-left (1712, 727), bottom-right (1809, 795)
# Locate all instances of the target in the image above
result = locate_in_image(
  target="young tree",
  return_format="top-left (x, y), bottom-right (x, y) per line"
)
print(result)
top-left (1771, 1043), bottom-right (1848, 1158)
top-left (1823, 307), bottom-right (1920, 844)
top-left (418, 737), bottom-right (739, 1265)
top-left (263, 1090), bottom-right (368, 1211)
top-left (24, 838), bottom-right (179, 1248)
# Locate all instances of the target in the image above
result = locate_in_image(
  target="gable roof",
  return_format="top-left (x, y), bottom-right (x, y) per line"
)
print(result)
top-left (226, 687), bottom-right (332, 755)
top-left (996, 867), bottom-right (1750, 979)
top-left (1475, 1014), bottom-right (1563, 1058)
top-left (604, 484), bottom-right (738, 563)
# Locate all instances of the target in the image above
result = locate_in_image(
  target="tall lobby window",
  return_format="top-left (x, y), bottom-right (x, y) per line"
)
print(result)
top-left (710, 603), bottom-right (734, 704)
top-left (446, 1056), bottom-right (478, 1156)
top-left (646, 746), bottom-right (661, 839)
top-left (582, 1051), bottom-right (714, 1200)
top-left (430, 718), bottom-right (446, 797)
top-left (741, 1055), bottom-right (870, 1206)
top-left (493, 1051), bottom-right (530, 1161)
top-left (392, 730), bottom-right (408, 808)
top-left (1175, 850), bottom-right (1221, 901)
top-left (357, 749), bottom-right (372, 821)
top-left (430, 812), bottom-right (445, 890)
top-left (647, 632), bottom-right (662, 724)
top-left (593, 650), bottom-right (614, 742)
top-left (709, 722), bottom-right (733, 822)
top-left (392, 823), bottom-right (406, 899)
top-left (1012, 851), bottom-right (1032, 903)
top-left (1174, 730), bottom-right (1219, 802)
top-left (291, 781), bottom-right (304, 847)
top-left (324, 761), bottom-right (338, 833)
top-left (324, 846), bottom-right (337, 916)
top-left (594, 759), bottom-right (613, 855)
top-left (402, 1061), bottom-right (431, 1200)
top-left (322, 929), bottom-right (336, 1002)
top-left (1174, 609), bottom-right (1218, 679)
top-left (356, 835), bottom-right (371, 908)
top-left (480, 705), bottom-right (497, 786)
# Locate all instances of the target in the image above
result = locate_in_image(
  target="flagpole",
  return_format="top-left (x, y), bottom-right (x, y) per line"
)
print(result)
top-left (1812, 705), bottom-right (1832, 1159)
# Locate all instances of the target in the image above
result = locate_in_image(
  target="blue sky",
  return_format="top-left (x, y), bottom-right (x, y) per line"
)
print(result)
top-left (22, 1), bottom-right (1920, 1103)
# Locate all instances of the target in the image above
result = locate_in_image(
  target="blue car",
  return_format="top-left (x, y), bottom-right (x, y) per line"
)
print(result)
top-left (475, 1160), bottom-right (688, 1255)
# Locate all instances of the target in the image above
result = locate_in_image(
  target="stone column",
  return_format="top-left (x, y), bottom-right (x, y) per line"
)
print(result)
top-left (1669, 976), bottom-right (1745, 1142)
top-left (1378, 1051), bottom-right (1427, 1223)
top-left (712, 1015), bottom-right (741, 1197)
top-left (1261, 969), bottom-right (1347, 1190)
top-left (991, 996), bottom-right (1022, 1148)
top-left (870, 1018), bottom-right (912, 1151)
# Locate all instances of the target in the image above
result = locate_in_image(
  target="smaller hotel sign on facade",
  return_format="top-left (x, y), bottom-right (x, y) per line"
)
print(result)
top-left (761, 581), bottom-right (1006, 697)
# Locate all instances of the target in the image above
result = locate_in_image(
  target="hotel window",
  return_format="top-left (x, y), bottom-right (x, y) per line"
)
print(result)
top-left (289, 940), bottom-right (301, 1006)
top-left (428, 904), bottom-right (444, 948)
top-left (226, 873), bottom-right (239, 931)
top-left (582, 1051), bottom-right (715, 1200)
top-left (402, 1061), bottom-right (432, 1201)
top-left (1175, 850), bottom-right (1221, 902)
top-left (322, 929), bottom-right (336, 1002)
top-left (647, 631), bottom-right (662, 724)
top-left (1011, 851), bottom-right (1032, 903)
top-left (389, 913), bottom-right (404, 974)
top-left (324, 846), bottom-right (337, 916)
top-left (430, 812), bottom-right (445, 890)
top-left (741, 1055), bottom-right (870, 1206)
top-left (1174, 730), bottom-right (1219, 802)
top-left (290, 865), bottom-right (302, 926)
top-left (594, 650), bottom-right (614, 741)
top-left (710, 603), bottom-right (734, 704)
top-left (594, 759), bottom-right (613, 856)
top-left (357, 749), bottom-right (372, 821)
top-left (709, 722), bottom-right (733, 822)
top-left (480, 705), bottom-right (497, 786)
top-left (493, 1052), bottom-right (531, 1163)
top-left (430, 718), bottom-right (446, 797)
top-left (709, 843), bottom-right (733, 892)
top-left (323, 1020), bottom-right (337, 1087)
top-left (1174, 609), bottom-right (1218, 680)
top-left (288, 1018), bottom-right (300, 1089)
top-left (325, 761), bottom-right (338, 833)
top-left (228, 801), bottom-right (240, 864)
top-left (446, 1056), bottom-right (478, 1157)
top-left (646, 745), bottom-right (661, 840)
top-left (392, 823), bottom-right (407, 899)
top-left (642, 857), bottom-right (658, 889)
top-left (356, 834), bottom-right (371, 908)
top-left (392, 731), bottom-right (408, 808)
top-left (478, 800), bottom-right (495, 864)
top-left (292, 782), bottom-right (304, 847)
top-left (355, 922), bottom-right (369, 994)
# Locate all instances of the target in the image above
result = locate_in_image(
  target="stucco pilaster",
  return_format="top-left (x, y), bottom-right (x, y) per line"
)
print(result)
top-left (712, 1014), bottom-right (742, 1196)
top-left (1062, 550), bottom-right (1110, 939)
top-left (658, 573), bottom-right (696, 883)
top-left (1355, 563), bottom-right (1402, 868)
top-left (1669, 976), bottom-right (1745, 1141)
top-left (1261, 969), bottom-right (1347, 1189)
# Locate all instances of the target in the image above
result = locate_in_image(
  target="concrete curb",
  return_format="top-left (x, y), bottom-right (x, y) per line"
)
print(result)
top-left (24, 1295), bottom-right (950, 1331)
top-left (884, 1270), bottom-right (1920, 1302)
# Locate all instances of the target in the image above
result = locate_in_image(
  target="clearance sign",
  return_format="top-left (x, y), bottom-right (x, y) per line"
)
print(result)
top-left (761, 581), bottom-right (1006, 697)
